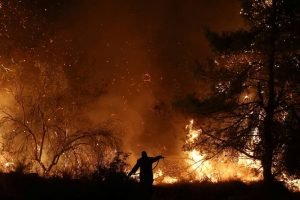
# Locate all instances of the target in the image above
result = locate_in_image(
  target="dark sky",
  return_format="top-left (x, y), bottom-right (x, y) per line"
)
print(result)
top-left (1, 0), bottom-right (244, 161)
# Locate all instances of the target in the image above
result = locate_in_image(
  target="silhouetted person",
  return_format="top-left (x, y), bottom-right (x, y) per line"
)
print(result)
top-left (128, 151), bottom-right (164, 198)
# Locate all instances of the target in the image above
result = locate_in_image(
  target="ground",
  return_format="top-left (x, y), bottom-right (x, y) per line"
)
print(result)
top-left (0, 172), bottom-right (299, 200)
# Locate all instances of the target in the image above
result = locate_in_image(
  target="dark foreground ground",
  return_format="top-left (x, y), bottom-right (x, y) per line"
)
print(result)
top-left (0, 173), bottom-right (299, 200)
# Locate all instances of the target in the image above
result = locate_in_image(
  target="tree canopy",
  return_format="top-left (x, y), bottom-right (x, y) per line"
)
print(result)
top-left (177, 0), bottom-right (300, 185)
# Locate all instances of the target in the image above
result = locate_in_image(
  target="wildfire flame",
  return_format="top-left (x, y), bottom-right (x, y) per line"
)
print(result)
top-left (0, 114), bottom-right (299, 191)
top-left (183, 120), bottom-right (300, 191)
top-left (153, 120), bottom-right (299, 192)
top-left (184, 120), bottom-right (262, 183)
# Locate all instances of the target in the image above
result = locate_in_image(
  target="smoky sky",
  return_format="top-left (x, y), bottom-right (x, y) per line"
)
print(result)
top-left (3, 0), bottom-right (244, 161)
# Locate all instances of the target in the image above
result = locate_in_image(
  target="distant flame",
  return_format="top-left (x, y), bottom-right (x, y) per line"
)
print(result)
top-left (154, 169), bottom-right (178, 185)
top-left (183, 119), bottom-right (300, 191)
top-left (153, 120), bottom-right (263, 185)
top-left (184, 120), bottom-right (262, 183)
top-left (186, 119), bottom-right (201, 143)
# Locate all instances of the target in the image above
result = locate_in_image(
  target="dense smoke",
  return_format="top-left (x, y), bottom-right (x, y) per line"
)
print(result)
top-left (0, 0), bottom-right (244, 165)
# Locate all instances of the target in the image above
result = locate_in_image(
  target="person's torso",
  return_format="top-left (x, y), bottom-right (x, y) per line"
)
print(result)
top-left (138, 158), bottom-right (153, 180)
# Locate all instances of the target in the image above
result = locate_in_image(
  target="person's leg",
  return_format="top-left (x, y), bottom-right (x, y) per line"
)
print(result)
top-left (140, 181), bottom-right (152, 200)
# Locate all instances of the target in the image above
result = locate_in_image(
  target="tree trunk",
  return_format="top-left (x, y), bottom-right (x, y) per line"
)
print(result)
top-left (262, 47), bottom-right (275, 185)
top-left (262, 0), bottom-right (278, 186)
top-left (263, 116), bottom-right (274, 185)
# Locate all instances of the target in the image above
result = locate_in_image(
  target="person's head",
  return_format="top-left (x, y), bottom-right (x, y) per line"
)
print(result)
top-left (141, 151), bottom-right (148, 158)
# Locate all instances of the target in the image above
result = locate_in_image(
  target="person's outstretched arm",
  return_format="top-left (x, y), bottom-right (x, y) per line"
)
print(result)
top-left (150, 155), bottom-right (164, 163)
top-left (128, 161), bottom-right (140, 177)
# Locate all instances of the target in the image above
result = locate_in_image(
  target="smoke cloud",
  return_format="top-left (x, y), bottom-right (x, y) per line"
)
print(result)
top-left (1, 0), bottom-right (244, 164)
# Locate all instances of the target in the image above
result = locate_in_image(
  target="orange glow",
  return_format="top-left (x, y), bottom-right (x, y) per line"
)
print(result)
top-left (181, 120), bottom-right (299, 191)
top-left (154, 169), bottom-right (178, 185)
top-left (152, 120), bottom-right (299, 192)
top-left (184, 120), bottom-right (262, 183)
